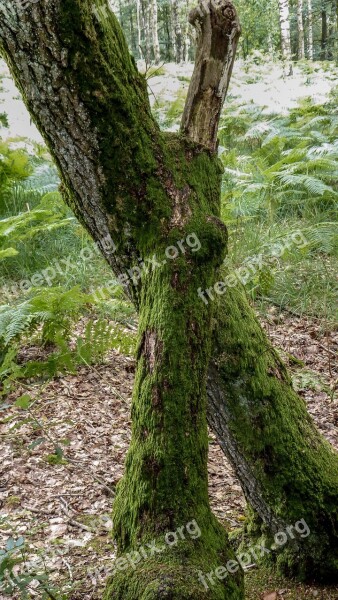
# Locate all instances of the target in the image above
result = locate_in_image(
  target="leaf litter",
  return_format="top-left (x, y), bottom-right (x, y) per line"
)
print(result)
top-left (0, 311), bottom-right (337, 599)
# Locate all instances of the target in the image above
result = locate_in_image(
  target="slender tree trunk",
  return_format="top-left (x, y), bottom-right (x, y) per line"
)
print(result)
top-left (128, 0), bottom-right (138, 59)
top-left (278, 0), bottom-right (292, 72)
top-left (297, 0), bottom-right (305, 59)
top-left (164, 5), bottom-right (173, 61)
top-left (136, 0), bottom-right (142, 59)
top-left (140, 0), bottom-right (151, 64)
top-left (171, 0), bottom-right (183, 63)
top-left (207, 285), bottom-right (338, 582)
top-left (321, 8), bottom-right (328, 59)
top-left (184, 0), bottom-right (191, 62)
top-left (0, 1), bottom-right (243, 597)
top-left (150, 0), bottom-right (161, 64)
top-left (307, 0), bottom-right (314, 59)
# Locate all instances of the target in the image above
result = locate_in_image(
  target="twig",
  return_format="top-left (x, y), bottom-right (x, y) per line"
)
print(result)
top-left (68, 518), bottom-right (93, 533)
top-left (318, 343), bottom-right (336, 358)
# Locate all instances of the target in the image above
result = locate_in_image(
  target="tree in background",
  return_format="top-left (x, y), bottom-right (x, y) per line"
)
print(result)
top-left (297, 0), bottom-right (305, 57)
top-left (113, 0), bottom-right (338, 64)
top-left (278, 0), bottom-right (293, 61)
top-left (307, 0), bottom-right (314, 58)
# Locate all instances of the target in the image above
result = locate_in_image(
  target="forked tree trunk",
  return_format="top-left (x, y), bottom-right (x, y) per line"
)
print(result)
top-left (297, 0), bottom-right (305, 59)
top-left (207, 285), bottom-right (338, 582)
top-left (0, 0), bottom-right (337, 591)
top-left (0, 1), bottom-right (243, 598)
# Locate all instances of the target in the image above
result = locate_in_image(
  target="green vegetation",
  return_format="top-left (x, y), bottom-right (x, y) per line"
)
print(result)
top-left (0, 114), bottom-right (136, 397)
top-left (219, 93), bottom-right (338, 322)
top-left (158, 81), bottom-right (338, 324)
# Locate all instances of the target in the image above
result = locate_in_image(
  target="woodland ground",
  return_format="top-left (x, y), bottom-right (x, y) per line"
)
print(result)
top-left (0, 58), bottom-right (337, 599)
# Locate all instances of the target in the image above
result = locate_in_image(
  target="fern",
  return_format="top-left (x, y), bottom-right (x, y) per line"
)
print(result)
top-left (0, 285), bottom-right (136, 395)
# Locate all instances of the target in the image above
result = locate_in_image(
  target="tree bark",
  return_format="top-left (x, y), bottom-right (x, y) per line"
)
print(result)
top-left (321, 8), bottom-right (328, 60)
top-left (150, 0), bottom-right (161, 64)
top-left (207, 285), bottom-right (338, 582)
top-left (171, 0), bottom-right (183, 63)
top-left (297, 0), bottom-right (305, 59)
top-left (181, 2), bottom-right (241, 151)
top-left (0, 0), bottom-right (337, 590)
top-left (278, 0), bottom-right (292, 71)
top-left (0, 1), bottom-right (243, 598)
top-left (307, 0), bottom-right (314, 60)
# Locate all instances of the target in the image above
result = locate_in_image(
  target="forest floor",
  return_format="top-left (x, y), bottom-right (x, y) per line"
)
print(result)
top-left (1, 58), bottom-right (338, 140)
top-left (1, 308), bottom-right (337, 600)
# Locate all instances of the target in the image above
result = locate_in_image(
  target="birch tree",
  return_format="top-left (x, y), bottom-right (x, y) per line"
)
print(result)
top-left (171, 0), bottom-right (183, 62)
top-left (278, 0), bottom-right (292, 62)
top-left (307, 0), bottom-right (314, 59)
top-left (150, 0), bottom-right (161, 64)
top-left (297, 0), bottom-right (305, 58)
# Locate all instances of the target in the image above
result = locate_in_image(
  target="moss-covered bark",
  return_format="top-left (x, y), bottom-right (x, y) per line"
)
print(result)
top-left (207, 284), bottom-right (338, 582)
top-left (103, 142), bottom-right (243, 598)
top-left (0, 3), bottom-right (245, 597)
top-left (0, 0), bottom-right (336, 591)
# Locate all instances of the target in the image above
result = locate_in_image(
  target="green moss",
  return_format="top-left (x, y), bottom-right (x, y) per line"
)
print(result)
top-left (5, 495), bottom-right (21, 508)
top-left (104, 520), bottom-right (243, 599)
top-left (45, 453), bottom-right (68, 466)
top-left (212, 284), bottom-right (338, 582)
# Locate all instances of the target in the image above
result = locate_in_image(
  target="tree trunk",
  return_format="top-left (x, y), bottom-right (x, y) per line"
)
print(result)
top-left (321, 8), bottom-right (328, 59)
top-left (307, 0), bottom-right (314, 59)
top-left (0, 1), bottom-right (243, 598)
top-left (0, 0), bottom-right (337, 590)
top-left (183, 0), bottom-right (191, 62)
top-left (207, 285), bottom-right (338, 582)
top-left (136, 0), bottom-right (142, 59)
top-left (297, 0), bottom-right (305, 59)
top-left (128, 0), bottom-right (138, 59)
top-left (171, 0), bottom-right (183, 63)
top-left (140, 0), bottom-right (152, 65)
top-left (278, 0), bottom-right (292, 70)
top-left (150, 0), bottom-right (161, 64)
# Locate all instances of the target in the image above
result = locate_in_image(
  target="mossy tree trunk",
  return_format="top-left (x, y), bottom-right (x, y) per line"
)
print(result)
top-left (0, 1), bottom-right (243, 598)
top-left (207, 285), bottom-right (338, 582)
top-left (0, 0), bottom-right (337, 591)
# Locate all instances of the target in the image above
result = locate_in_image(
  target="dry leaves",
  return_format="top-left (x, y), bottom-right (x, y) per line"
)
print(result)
top-left (0, 312), bottom-right (337, 598)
